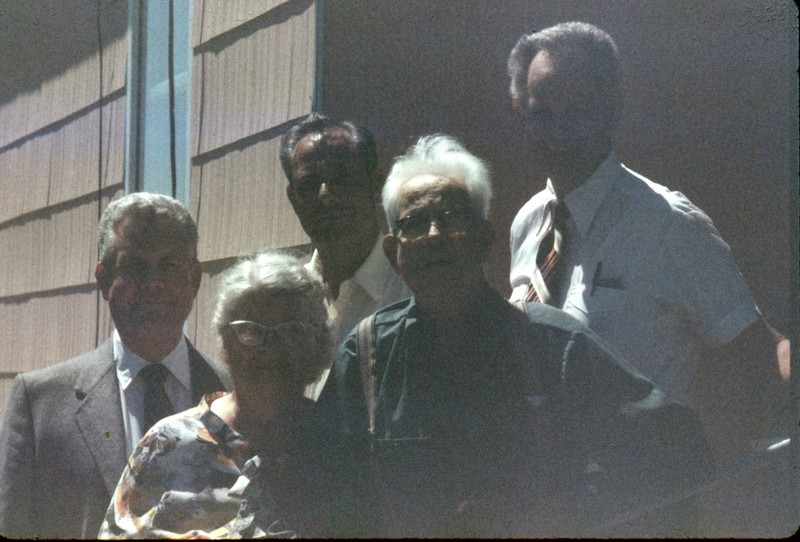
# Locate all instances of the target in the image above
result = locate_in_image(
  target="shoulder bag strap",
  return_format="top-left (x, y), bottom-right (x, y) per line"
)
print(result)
top-left (355, 313), bottom-right (401, 535)
top-left (356, 313), bottom-right (378, 437)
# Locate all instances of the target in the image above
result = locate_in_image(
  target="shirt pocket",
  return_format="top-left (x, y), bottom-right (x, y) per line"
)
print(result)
top-left (564, 286), bottom-right (681, 372)
top-left (566, 285), bottom-right (630, 318)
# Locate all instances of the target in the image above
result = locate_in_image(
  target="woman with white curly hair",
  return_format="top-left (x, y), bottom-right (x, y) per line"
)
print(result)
top-left (99, 250), bottom-right (331, 539)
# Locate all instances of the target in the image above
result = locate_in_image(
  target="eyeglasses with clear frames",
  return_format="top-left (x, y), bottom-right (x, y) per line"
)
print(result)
top-left (393, 207), bottom-right (475, 241)
top-left (228, 320), bottom-right (318, 347)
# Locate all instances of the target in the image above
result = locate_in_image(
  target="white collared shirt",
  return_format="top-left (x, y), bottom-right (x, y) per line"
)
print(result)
top-left (304, 235), bottom-right (412, 400)
top-left (509, 152), bottom-right (759, 405)
top-left (114, 330), bottom-right (193, 456)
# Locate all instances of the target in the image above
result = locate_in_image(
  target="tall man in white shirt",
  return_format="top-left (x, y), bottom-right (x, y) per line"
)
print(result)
top-left (281, 114), bottom-right (411, 400)
top-left (505, 22), bottom-right (790, 462)
top-left (0, 193), bottom-right (230, 539)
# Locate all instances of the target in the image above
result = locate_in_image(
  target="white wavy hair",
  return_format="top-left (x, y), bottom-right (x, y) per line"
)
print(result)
top-left (213, 250), bottom-right (332, 385)
top-left (382, 134), bottom-right (493, 228)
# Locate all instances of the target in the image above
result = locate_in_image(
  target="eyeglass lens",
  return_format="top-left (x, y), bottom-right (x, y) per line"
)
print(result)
top-left (395, 208), bottom-right (471, 240)
top-left (229, 320), bottom-right (314, 346)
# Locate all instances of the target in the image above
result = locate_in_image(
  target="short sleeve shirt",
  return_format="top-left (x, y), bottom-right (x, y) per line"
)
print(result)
top-left (509, 153), bottom-right (759, 405)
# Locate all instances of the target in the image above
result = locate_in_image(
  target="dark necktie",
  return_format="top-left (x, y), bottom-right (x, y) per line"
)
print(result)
top-left (526, 201), bottom-right (570, 305)
top-left (140, 363), bottom-right (175, 434)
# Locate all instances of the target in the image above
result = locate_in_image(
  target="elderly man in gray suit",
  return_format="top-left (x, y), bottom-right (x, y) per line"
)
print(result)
top-left (0, 193), bottom-right (231, 539)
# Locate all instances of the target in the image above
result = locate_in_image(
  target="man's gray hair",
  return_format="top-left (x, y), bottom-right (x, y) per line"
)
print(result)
top-left (382, 134), bottom-right (493, 227)
top-left (507, 21), bottom-right (621, 104)
top-left (213, 250), bottom-right (332, 384)
top-left (98, 192), bottom-right (198, 268)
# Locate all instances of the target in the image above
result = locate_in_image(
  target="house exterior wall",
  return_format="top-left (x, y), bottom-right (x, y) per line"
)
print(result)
top-left (0, 0), bottom-right (319, 416)
top-left (0, 0), bottom-right (796, 535)
top-left (0, 0), bottom-right (127, 417)
top-left (321, 0), bottom-right (797, 339)
top-left (319, 1), bottom-right (798, 535)
top-left (187, 0), bottom-right (316, 359)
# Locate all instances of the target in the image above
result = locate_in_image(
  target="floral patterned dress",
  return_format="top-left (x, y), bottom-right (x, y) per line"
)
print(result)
top-left (98, 392), bottom-right (302, 539)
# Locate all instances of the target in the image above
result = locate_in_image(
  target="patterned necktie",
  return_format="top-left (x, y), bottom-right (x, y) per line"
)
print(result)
top-left (526, 201), bottom-right (570, 305)
top-left (140, 363), bottom-right (175, 434)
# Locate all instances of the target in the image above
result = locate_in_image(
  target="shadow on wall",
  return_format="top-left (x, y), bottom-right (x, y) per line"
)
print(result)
top-left (0, 0), bottom-right (127, 107)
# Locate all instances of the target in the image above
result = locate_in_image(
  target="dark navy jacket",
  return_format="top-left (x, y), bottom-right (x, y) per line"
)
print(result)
top-left (307, 285), bottom-right (713, 537)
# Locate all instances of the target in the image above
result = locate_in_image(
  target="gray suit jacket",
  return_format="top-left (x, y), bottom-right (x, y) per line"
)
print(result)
top-left (0, 338), bottom-right (231, 539)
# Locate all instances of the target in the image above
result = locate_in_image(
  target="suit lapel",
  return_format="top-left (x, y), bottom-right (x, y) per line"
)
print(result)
top-left (70, 339), bottom-right (228, 498)
top-left (73, 340), bottom-right (128, 496)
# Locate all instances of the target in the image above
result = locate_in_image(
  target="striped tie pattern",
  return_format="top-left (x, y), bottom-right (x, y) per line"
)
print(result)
top-left (526, 201), bottom-right (569, 305)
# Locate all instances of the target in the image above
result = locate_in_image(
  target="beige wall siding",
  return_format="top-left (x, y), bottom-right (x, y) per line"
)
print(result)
top-left (187, 0), bottom-right (317, 352)
top-left (0, 0), bottom-right (318, 418)
top-left (0, 21), bottom-right (126, 149)
top-left (0, 143), bottom-right (49, 222)
top-left (0, 286), bottom-right (113, 374)
top-left (188, 258), bottom-right (237, 364)
top-left (0, 96), bottom-right (125, 298)
top-left (0, 1), bottom-right (127, 415)
top-left (190, 0), bottom-right (316, 262)
top-left (0, 195), bottom-right (112, 297)
top-left (191, 2), bottom-right (316, 156)
top-left (0, 1), bottom-right (318, 388)
top-left (192, 0), bottom-right (291, 45)
top-left (191, 135), bottom-right (308, 263)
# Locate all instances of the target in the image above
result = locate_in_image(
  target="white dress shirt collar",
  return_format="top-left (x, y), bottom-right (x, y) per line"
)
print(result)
top-left (561, 151), bottom-right (621, 237)
top-left (113, 329), bottom-right (192, 392)
top-left (308, 235), bottom-right (390, 305)
top-left (350, 235), bottom-right (393, 303)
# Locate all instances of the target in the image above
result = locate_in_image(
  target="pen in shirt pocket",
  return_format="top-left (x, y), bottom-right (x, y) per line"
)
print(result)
top-left (590, 261), bottom-right (625, 293)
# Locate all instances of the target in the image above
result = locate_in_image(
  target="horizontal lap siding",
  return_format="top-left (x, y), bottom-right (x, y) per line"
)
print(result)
top-left (192, 0), bottom-right (291, 46)
top-left (0, 96), bottom-right (125, 224)
top-left (0, 193), bottom-right (120, 297)
top-left (188, 258), bottom-right (236, 365)
top-left (191, 2), bottom-right (317, 156)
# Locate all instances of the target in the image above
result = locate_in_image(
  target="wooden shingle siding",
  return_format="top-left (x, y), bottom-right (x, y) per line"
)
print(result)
top-left (186, 0), bottom-right (317, 353)
top-left (0, 1), bottom-right (127, 406)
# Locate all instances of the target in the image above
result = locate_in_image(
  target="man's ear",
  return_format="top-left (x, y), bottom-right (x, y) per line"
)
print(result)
top-left (382, 233), bottom-right (399, 271)
top-left (95, 262), bottom-right (112, 300)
